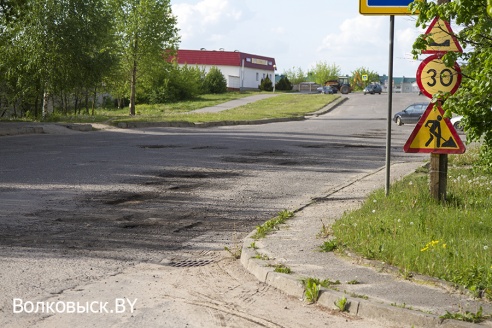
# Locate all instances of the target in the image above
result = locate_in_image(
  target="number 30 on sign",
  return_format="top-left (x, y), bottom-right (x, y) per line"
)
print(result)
top-left (416, 54), bottom-right (462, 99)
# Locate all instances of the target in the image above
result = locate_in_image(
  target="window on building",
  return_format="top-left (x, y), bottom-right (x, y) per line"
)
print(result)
top-left (256, 73), bottom-right (259, 81)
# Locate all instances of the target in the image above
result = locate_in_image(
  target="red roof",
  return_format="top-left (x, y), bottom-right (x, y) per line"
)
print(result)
top-left (175, 50), bottom-right (276, 70)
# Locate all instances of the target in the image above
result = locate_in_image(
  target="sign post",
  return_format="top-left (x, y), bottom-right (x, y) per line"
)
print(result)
top-left (405, 14), bottom-right (465, 201)
top-left (360, 0), bottom-right (415, 196)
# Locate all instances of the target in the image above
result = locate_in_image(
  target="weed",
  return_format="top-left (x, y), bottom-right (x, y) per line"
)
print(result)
top-left (334, 296), bottom-right (349, 312)
top-left (253, 252), bottom-right (270, 260)
top-left (224, 246), bottom-right (241, 259)
top-left (272, 264), bottom-right (292, 274)
top-left (253, 210), bottom-right (294, 239)
top-left (345, 291), bottom-right (368, 300)
top-left (399, 268), bottom-right (413, 280)
top-left (301, 277), bottom-right (339, 289)
top-left (346, 279), bottom-right (360, 285)
top-left (390, 303), bottom-right (412, 310)
top-left (319, 239), bottom-right (338, 252)
top-left (248, 242), bottom-right (258, 250)
top-left (317, 219), bottom-right (331, 238)
top-left (440, 306), bottom-right (489, 323)
top-left (303, 278), bottom-right (321, 304)
top-left (224, 223), bottom-right (242, 259)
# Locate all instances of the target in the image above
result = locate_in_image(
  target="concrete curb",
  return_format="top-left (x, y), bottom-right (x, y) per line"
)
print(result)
top-left (0, 123), bottom-right (92, 136)
top-left (0, 126), bottom-right (44, 136)
top-left (241, 230), bottom-right (480, 328)
top-left (116, 96), bottom-right (348, 129)
top-left (1, 96), bottom-right (348, 136)
top-left (239, 162), bottom-right (486, 328)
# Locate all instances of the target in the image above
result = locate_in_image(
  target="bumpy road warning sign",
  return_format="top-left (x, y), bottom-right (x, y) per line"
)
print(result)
top-left (403, 103), bottom-right (465, 154)
top-left (423, 17), bottom-right (463, 54)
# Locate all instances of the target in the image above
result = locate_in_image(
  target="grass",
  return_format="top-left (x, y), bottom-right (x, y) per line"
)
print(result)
top-left (272, 264), bottom-right (292, 274)
top-left (14, 92), bottom-right (339, 125)
top-left (252, 210), bottom-right (294, 240)
top-left (332, 145), bottom-right (492, 299)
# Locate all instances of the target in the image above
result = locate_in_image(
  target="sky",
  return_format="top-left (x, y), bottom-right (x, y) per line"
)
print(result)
top-left (170, 0), bottom-right (426, 78)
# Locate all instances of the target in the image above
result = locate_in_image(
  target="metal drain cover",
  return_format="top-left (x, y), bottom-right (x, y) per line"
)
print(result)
top-left (168, 259), bottom-right (214, 267)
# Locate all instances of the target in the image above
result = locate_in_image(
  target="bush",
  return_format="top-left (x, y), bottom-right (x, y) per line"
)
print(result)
top-left (275, 76), bottom-right (293, 91)
top-left (259, 76), bottom-right (273, 92)
top-left (204, 66), bottom-right (227, 94)
top-left (144, 64), bottom-right (206, 103)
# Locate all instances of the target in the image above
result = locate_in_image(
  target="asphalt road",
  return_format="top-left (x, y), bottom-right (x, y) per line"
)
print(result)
top-left (0, 92), bottom-right (429, 327)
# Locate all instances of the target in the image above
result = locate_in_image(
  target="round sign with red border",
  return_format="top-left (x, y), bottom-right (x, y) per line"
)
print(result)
top-left (417, 54), bottom-right (462, 99)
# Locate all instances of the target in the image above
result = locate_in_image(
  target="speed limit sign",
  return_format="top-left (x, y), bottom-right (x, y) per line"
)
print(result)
top-left (417, 54), bottom-right (462, 99)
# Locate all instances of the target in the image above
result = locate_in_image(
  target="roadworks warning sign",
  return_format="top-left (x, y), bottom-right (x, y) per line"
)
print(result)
top-left (404, 103), bottom-right (465, 154)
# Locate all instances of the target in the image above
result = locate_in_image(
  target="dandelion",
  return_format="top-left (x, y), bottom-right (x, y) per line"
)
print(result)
top-left (372, 210), bottom-right (376, 213)
top-left (409, 181), bottom-right (413, 186)
top-left (421, 240), bottom-right (442, 252)
top-left (373, 199), bottom-right (377, 203)
top-left (484, 246), bottom-right (489, 251)
top-left (410, 222), bottom-right (414, 226)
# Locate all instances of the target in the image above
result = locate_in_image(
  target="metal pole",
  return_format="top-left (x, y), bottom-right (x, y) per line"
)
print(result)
top-left (385, 15), bottom-right (395, 196)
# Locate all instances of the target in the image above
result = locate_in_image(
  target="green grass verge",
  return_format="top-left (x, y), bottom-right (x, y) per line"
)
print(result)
top-left (113, 93), bottom-right (338, 124)
top-left (10, 92), bottom-right (339, 125)
top-left (332, 146), bottom-right (492, 299)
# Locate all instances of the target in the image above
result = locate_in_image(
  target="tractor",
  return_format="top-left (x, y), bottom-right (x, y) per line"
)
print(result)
top-left (324, 76), bottom-right (352, 94)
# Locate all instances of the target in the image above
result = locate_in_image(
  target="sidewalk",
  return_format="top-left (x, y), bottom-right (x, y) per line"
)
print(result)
top-left (192, 93), bottom-right (280, 113)
top-left (240, 161), bottom-right (492, 328)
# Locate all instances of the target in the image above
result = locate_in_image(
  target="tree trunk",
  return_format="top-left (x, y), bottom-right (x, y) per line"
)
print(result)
top-left (129, 58), bottom-right (137, 116)
top-left (129, 35), bottom-right (138, 116)
top-left (92, 87), bottom-right (97, 116)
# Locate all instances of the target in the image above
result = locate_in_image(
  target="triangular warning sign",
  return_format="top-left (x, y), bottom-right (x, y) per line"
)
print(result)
top-left (404, 103), bottom-right (466, 154)
top-left (423, 17), bottom-right (463, 54)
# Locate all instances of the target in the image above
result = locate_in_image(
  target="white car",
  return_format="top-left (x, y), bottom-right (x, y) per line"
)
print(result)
top-left (450, 115), bottom-right (463, 131)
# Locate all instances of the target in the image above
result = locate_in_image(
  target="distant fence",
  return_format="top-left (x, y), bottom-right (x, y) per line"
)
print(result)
top-left (293, 82), bottom-right (321, 93)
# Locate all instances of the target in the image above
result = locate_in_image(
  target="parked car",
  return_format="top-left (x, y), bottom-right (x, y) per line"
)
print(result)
top-left (450, 115), bottom-right (463, 131)
top-left (363, 83), bottom-right (382, 95)
top-left (317, 86), bottom-right (337, 94)
top-left (393, 102), bottom-right (428, 126)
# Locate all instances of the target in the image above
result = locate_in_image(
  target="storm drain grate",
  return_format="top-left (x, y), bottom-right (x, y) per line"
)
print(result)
top-left (169, 259), bottom-right (214, 268)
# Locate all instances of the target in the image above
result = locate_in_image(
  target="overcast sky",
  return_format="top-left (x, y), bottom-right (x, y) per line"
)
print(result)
top-left (171, 0), bottom-right (425, 78)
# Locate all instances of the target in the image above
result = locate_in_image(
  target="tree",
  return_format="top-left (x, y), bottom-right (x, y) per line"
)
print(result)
top-left (350, 67), bottom-right (380, 91)
top-left (311, 61), bottom-right (341, 85)
top-left (259, 76), bottom-right (273, 92)
top-left (283, 67), bottom-right (307, 85)
top-left (203, 67), bottom-right (227, 94)
top-left (275, 76), bottom-right (293, 91)
top-left (112, 0), bottom-right (179, 115)
top-left (410, 0), bottom-right (492, 168)
top-left (0, 0), bottom-right (116, 117)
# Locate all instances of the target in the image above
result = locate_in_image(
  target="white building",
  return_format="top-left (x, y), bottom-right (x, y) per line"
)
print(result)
top-left (175, 49), bottom-right (276, 91)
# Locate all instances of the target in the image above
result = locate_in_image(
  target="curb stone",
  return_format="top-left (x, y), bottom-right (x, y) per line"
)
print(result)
top-left (240, 163), bottom-right (489, 328)
top-left (241, 230), bottom-right (482, 328)
top-left (1, 96), bottom-right (347, 135)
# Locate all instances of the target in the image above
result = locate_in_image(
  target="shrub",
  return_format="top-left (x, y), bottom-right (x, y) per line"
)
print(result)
top-left (275, 76), bottom-right (293, 91)
top-left (204, 66), bottom-right (227, 94)
top-left (259, 76), bottom-right (273, 91)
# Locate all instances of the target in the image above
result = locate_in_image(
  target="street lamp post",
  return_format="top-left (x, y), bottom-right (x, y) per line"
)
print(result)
top-left (273, 65), bottom-right (276, 93)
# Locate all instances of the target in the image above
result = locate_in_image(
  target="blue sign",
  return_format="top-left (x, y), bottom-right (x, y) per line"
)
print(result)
top-left (360, 0), bottom-right (415, 15)
top-left (368, 0), bottom-right (413, 5)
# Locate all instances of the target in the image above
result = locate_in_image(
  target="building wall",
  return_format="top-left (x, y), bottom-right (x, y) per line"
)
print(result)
top-left (181, 64), bottom-right (274, 90)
